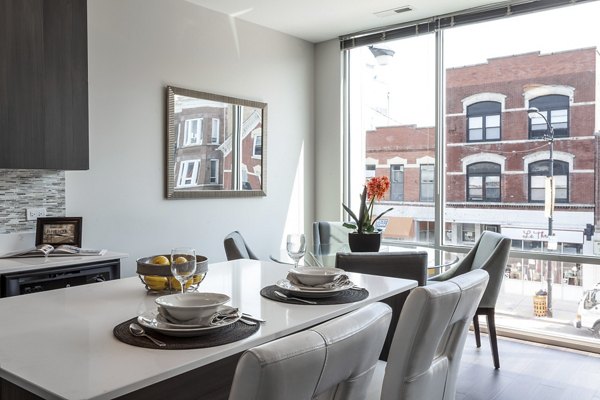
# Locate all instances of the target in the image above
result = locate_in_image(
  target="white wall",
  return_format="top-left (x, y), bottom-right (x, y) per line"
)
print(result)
top-left (66, 0), bottom-right (315, 276)
top-left (314, 40), bottom-right (343, 221)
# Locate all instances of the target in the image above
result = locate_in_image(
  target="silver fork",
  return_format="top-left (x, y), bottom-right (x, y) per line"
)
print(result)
top-left (274, 290), bottom-right (317, 305)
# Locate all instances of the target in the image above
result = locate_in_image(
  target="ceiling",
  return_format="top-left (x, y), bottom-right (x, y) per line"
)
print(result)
top-left (186, 0), bottom-right (505, 43)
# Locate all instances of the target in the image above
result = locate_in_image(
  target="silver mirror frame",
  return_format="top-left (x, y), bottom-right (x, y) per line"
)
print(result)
top-left (166, 86), bottom-right (267, 199)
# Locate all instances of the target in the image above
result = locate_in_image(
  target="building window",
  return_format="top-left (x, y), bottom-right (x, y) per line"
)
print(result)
top-left (461, 223), bottom-right (476, 243)
top-left (176, 160), bottom-right (200, 187)
top-left (390, 164), bottom-right (404, 201)
top-left (484, 225), bottom-right (500, 233)
top-left (183, 118), bottom-right (202, 146)
top-left (528, 95), bottom-right (569, 138)
top-left (528, 160), bottom-right (569, 203)
top-left (467, 101), bottom-right (501, 142)
top-left (211, 118), bottom-right (220, 144)
top-left (366, 164), bottom-right (376, 179)
top-left (418, 221), bottom-right (435, 243)
top-left (209, 159), bottom-right (219, 183)
top-left (253, 135), bottom-right (262, 157)
top-left (467, 162), bottom-right (501, 202)
top-left (420, 164), bottom-right (434, 202)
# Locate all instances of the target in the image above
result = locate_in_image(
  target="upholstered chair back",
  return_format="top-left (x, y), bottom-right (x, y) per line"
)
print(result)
top-left (429, 231), bottom-right (511, 308)
top-left (335, 251), bottom-right (428, 361)
top-left (378, 269), bottom-right (489, 400)
top-left (228, 302), bottom-right (392, 400)
top-left (223, 231), bottom-right (259, 261)
top-left (312, 221), bottom-right (353, 255)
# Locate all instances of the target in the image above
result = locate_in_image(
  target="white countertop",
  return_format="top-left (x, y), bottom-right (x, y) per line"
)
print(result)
top-left (0, 251), bottom-right (128, 275)
top-left (0, 259), bottom-right (416, 400)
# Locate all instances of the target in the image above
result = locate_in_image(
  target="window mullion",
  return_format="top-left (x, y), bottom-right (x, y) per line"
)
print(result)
top-left (434, 28), bottom-right (445, 263)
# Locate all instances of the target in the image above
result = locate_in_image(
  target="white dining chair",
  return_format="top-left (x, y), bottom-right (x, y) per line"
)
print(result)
top-left (429, 231), bottom-right (511, 369)
top-left (366, 269), bottom-right (489, 400)
top-left (228, 302), bottom-right (392, 400)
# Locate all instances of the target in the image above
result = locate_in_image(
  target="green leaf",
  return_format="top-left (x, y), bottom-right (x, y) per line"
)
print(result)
top-left (342, 204), bottom-right (359, 225)
top-left (371, 207), bottom-right (394, 225)
top-left (357, 187), bottom-right (368, 232)
top-left (343, 222), bottom-right (357, 230)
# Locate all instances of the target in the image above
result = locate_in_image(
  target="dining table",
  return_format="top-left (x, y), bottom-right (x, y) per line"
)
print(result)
top-left (0, 259), bottom-right (417, 400)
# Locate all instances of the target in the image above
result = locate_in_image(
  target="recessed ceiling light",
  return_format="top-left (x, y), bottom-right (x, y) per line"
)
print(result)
top-left (374, 5), bottom-right (413, 18)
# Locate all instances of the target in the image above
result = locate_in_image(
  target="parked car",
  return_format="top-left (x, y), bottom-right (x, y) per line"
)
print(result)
top-left (574, 283), bottom-right (600, 338)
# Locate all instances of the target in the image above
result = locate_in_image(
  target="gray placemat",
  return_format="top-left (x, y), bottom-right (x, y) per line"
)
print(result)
top-left (260, 285), bottom-right (369, 304)
top-left (113, 317), bottom-right (259, 349)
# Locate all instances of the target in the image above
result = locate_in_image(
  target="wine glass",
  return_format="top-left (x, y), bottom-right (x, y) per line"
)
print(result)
top-left (286, 234), bottom-right (306, 268)
top-left (170, 248), bottom-right (196, 294)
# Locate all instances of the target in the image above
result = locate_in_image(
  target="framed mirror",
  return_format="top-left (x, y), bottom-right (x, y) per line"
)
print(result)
top-left (166, 86), bottom-right (267, 198)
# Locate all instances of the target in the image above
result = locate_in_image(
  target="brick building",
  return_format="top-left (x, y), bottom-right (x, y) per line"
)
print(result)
top-left (368, 47), bottom-right (598, 257)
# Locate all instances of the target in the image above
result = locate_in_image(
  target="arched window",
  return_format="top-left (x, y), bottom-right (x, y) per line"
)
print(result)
top-left (466, 101), bottom-right (501, 142)
top-left (528, 160), bottom-right (569, 203)
top-left (529, 95), bottom-right (569, 138)
top-left (467, 162), bottom-right (501, 202)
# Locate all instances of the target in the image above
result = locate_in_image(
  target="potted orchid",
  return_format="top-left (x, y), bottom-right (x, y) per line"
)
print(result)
top-left (343, 176), bottom-right (393, 252)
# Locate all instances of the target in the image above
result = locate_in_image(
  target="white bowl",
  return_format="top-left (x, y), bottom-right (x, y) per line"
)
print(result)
top-left (288, 267), bottom-right (344, 286)
top-left (155, 292), bottom-right (230, 322)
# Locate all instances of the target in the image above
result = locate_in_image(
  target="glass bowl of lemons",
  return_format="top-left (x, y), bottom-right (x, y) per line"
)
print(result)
top-left (136, 254), bottom-right (208, 293)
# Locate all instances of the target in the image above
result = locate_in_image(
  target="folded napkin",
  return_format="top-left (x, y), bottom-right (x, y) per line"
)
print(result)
top-left (157, 306), bottom-right (240, 327)
top-left (285, 273), bottom-right (351, 290)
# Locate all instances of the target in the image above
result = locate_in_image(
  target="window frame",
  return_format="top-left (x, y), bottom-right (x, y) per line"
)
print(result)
top-left (211, 118), bottom-right (220, 144)
top-left (466, 162), bottom-right (501, 202)
top-left (341, 1), bottom-right (600, 271)
top-left (390, 164), bottom-right (404, 201)
top-left (209, 159), bottom-right (219, 184)
top-left (528, 95), bottom-right (570, 139)
top-left (528, 160), bottom-right (569, 203)
top-left (466, 101), bottom-right (502, 142)
top-left (253, 134), bottom-right (262, 157)
top-left (365, 164), bottom-right (376, 179)
top-left (176, 159), bottom-right (200, 187)
top-left (419, 164), bottom-right (434, 202)
top-left (183, 118), bottom-right (203, 146)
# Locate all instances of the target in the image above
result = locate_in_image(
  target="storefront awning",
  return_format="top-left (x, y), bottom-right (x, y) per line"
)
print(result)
top-left (383, 217), bottom-right (414, 239)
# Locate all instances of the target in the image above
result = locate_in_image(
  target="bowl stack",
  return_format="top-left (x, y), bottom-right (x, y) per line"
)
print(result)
top-left (136, 254), bottom-right (209, 293)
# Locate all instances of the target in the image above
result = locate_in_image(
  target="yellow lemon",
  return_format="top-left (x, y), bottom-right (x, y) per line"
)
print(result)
top-left (192, 273), bottom-right (206, 284)
top-left (143, 275), bottom-right (168, 291)
top-left (151, 255), bottom-right (170, 265)
top-left (174, 256), bottom-right (188, 264)
top-left (169, 277), bottom-right (192, 291)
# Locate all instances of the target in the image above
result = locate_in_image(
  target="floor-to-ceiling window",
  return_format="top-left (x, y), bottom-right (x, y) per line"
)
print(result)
top-left (344, 0), bottom-right (600, 350)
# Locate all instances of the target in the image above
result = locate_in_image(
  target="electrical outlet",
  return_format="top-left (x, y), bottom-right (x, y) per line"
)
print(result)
top-left (26, 208), bottom-right (47, 221)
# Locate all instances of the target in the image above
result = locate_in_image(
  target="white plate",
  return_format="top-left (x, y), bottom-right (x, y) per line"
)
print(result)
top-left (275, 279), bottom-right (354, 298)
top-left (137, 306), bottom-right (240, 337)
top-left (288, 267), bottom-right (344, 285)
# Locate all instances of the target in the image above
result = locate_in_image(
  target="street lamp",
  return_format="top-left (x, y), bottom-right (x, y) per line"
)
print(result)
top-left (368, 45), bottom-right (395, 66)
top-left (527, 106), bottom-right (555, 317)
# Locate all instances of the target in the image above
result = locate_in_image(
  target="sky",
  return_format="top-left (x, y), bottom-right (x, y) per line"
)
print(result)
top-left (355, 1), bottom-right (600, 128)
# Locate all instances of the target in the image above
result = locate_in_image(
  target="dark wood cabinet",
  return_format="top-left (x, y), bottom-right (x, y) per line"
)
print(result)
top-left (0, 0), bottom-right (88, 170)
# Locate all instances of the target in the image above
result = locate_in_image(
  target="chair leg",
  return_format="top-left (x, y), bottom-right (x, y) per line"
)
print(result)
top-left (472, 314), bottom-right (481, 348)
top-left (486, 309), bottom-right (500, 369)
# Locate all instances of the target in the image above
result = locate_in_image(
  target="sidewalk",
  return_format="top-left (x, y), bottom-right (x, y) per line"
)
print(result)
top-left (495, 285), bottom-right (595, 340)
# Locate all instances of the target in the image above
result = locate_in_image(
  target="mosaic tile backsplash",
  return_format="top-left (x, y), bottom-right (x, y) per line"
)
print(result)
top-left (0, 170), bottom-right (66, 234)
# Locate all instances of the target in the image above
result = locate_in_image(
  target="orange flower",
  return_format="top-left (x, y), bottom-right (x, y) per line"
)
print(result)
top-left (367, 176), bottom-right (390, 200)
top-left (342, 175), bottom-right (393, 233)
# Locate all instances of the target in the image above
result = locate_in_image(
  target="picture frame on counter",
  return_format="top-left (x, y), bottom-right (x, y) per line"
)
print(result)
top-left (35, 217), bottom-right (83, 247)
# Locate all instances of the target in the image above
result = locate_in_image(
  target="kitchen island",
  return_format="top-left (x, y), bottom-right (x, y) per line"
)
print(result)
top-left (0, 252), bottom-right (127, 297)
top-left (0, 259), bottom-right (416, 399)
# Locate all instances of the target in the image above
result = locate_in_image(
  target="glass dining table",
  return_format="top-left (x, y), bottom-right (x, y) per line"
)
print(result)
top-left (273, 242), bottom-right (451, 276)
top-left (0, 258), bottom-right (417, 400)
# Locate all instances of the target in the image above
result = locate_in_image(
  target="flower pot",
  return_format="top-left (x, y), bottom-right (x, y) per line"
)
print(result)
top-left (348, 232), bottom-right (381, 252)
